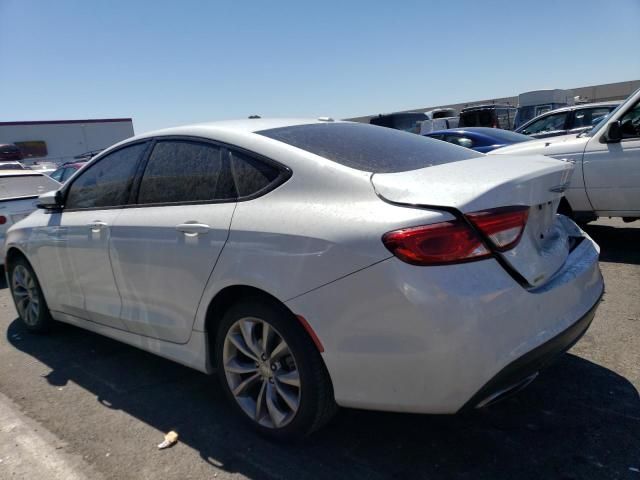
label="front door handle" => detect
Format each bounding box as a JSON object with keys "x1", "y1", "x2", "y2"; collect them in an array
[
  {"x1": 176, "y1": 222, "x2": 211, "y2": 236},
  {"x1": 88, "y1": 221, "x2": 108, "y2": 232}
]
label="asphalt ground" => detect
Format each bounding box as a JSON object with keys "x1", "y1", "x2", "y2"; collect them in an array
[{"x1": 0, "y1": 217, "x2": 638, "y2": 479}]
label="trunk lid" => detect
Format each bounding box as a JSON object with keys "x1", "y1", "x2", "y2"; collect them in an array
[{"x1": 371, "y1": 155, "x2": 575, "y2": 287}]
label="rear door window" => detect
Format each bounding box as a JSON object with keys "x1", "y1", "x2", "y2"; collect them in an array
[
  {"x1": 258, "y1": 122, "x2": 482, "y2": 173},
  {"x1": 137, "y1": 140, "x2": 235, "y2": 205},
  {"x1": 229, "y1": 150, "x2": 282, "y2": 198},
  {"x1": 65, "y1": 143, "x2": 147, "y2": 209}
]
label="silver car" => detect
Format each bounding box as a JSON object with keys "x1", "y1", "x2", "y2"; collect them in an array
[{"x1": 5, "y1": 119, "x2": 603, "y2": 438}]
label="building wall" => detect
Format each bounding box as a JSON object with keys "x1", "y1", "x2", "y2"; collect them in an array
[
  {"x1": 346, "y1": 79, "x2": 640, "y2": 123},
  {"x1": 0, "y1": 119, "x2": 134, "y2": 165}
]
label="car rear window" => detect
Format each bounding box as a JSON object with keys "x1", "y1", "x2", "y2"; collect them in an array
[{"x1": 257, "y1": 123, "x2": 482, "y2": 173}]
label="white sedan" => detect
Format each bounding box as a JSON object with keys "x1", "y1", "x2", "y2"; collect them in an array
[{"x1": 4, "y1": 119, "x2": 603, "y2": 438}]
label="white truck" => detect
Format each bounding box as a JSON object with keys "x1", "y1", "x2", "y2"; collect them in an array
[
  {"x1": 491, "y1": 88, "x2": 640, "y2": 224},
  {"x1": 0, "y1": 171, "x2": 61, "y2": 263},
  {"x1": 0, "y1": 118, "x2": 134, "y2": 167}
]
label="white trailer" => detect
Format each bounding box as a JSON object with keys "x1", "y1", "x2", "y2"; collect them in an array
[{"x1": 0, "y1": 118, "x2": 134, "y2": 166}]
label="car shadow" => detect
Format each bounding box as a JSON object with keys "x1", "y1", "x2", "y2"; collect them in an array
[
  {"x1": 6, "y1": 319, "x2": 640, "y2": 480},
  {"x1": 584, "y1": 222, "x2": 640, "y2": 265}
]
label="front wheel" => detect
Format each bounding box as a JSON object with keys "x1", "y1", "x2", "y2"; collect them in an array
[
  {"x1": 8, "y1": 256, "x2": 52, "y2": 333},
  {"x1": 215, "y1": 298, "x2": 336, "y2": 439}
]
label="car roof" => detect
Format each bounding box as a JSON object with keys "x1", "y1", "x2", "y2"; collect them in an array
[
  {"x1": 533, "y1": 101, "x2": 622, "y2": 115},
  {"x1": 0, "y1": 170, "x2": 42, "y2": 177},
  {"x1": 134, "y1": 118, "x2": 342, "y2": 140}
]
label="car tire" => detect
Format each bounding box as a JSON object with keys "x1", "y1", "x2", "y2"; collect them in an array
[
  {"x1": 215, "y1": 297, "x2": 336, "y2": 439},
  {"x1": 8, "y1": 256, "x2": 52, "y2": 333}
]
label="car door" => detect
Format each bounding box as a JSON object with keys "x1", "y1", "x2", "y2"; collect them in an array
[
  {"x1": 583, "y1": 98, "x2": 640, "y2": 213},
  {"x1": 109, "y1": 138, "x2": 238, "y2": 343},
  {"x1": 36, "y1": 142, "x2": 149, "y2": 328}
]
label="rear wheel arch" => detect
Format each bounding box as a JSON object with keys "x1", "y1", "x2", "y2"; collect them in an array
[
  {"x1": 5, "y1": 247, "x2": 28, "y2": 267},
  {"x1": 204, "y1": 285, "x2": 324, "y2": 365}
]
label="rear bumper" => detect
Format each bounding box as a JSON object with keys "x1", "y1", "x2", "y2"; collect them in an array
[
  {"x1": 287, "y1": 224, "x2": 604, "y2": 414},
  {"x1": 459, "y1": 288, "x2": 602, "y2": 412}
]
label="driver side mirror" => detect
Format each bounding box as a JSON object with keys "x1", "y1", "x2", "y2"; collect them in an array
[
  {"x1": 605, "y1": 120, "x2": 623, "y2": 143},
  {"x1": 37, "y1": 190, "x2": 63, "y2": 210}
]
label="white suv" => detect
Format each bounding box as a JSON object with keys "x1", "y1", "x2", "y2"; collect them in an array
[{"x1": 491, "y1": 88, "x2": 640, "y2": 223}]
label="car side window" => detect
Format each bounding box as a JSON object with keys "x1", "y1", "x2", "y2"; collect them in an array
[
  {"x1": 61, "y1": 167, "x2": 75, "y2": 182},
  {"x1": 229, "y1": 150, "x2": 281, "y2": 198},
  {"x1": 137, "y1": 140, "x2": 235, "y2": 204},
  {"x1": 443, "y1": 135, "x2": 474, "y2": 149},
  {"x1": 521, "y1": 112, "x2": 568, "y2": 135},
  {"x1": 65, "y1": 143, "x2": 146, "y2": 209},
  {"x1": 619, "y1": 100, "x2": 640, "y2": 139},
  {"x1": 573, "y1": 107, "x2": 614, "y2": 128},
  {"x1": 50, "y1": 168, "x2": 64, "y2": 182}
]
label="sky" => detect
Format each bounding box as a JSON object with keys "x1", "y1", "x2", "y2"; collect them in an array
[{"x1": 1, "y1": 0, "x2": 639, "y2": 134}]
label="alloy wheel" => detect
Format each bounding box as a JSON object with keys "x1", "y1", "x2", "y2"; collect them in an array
[
  {"x1": 12, "y1": 265, "x2": 40, "y2": 326},
  {"x1": 222, "y1": 317, "x2": 301, "y2": 428}
]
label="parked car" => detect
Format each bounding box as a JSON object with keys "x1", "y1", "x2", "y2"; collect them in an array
[
  {"x1": 458, "y1": 105, "x2": 517, "y2": 130},
  {"x1": 28, "y1": 162, "x2": 58, "y2": 176},
  {"x1": 0, "y1": 170, "x2": 61, "y2": 263},
  {"x1": 0, "y1": 161, "x2": 26, "y2": 170},
  {"x1": 49, "y1": 160, "x2": 87, "y2": 183},
  {"x1": 369, "y1": 112, "x2": 430, "y2": 132},
  {"x1": 424, "y1": 127, "x2": 532, "y2": 153},
  {"x1": 491, "y1": 89, "x2": 640, "y2": 223},
  {"x1": 0, "y1": 143, "x2": 24, "y2": 161},
  {"x1": 515, "y1": 102, "x2": 621, "y2": 139},
  {"x1": 371, "y1": 110, "x2": 459, "y2": 134},
  {"x1": 5, "y1": 119, "x2": 603, "y2": 438}
]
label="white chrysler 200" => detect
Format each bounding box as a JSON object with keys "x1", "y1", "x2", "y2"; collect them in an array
[{"x1": 4, "y1": 119, "x2": 604, "y2": 438}]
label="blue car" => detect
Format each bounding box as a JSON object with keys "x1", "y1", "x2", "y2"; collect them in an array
[{"x1": 424, "y1": 127, "x2": 532, "y2": 153}]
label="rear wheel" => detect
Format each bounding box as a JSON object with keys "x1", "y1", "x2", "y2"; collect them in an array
[
  {"x1": 215, "y1": 298, "x2": 336, "y2": 439},
  {"x1": 8, "y1": 256, "x2": 52, "y2": 333}
]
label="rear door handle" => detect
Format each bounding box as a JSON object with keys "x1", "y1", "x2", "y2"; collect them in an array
[
  {"x1": 175, "y1": 222, "x2": 211, "y2": 236},
  {"x1": 88, "y1": 221, "x2": 108, "y2": 232}
]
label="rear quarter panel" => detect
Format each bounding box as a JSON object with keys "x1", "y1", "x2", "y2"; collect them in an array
[{"x1": 191, "y1": 142, "x2": 453, "y2": 333}]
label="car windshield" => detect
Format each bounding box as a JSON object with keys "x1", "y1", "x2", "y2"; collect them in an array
[
  {"x1": 257, "y1": 122, "x2": 483, "y2": 173},
  {"x1": 582, "y1": 92, "x2": 637, "y2": 137}
]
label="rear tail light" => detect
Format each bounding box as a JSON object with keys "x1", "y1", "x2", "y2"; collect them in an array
[
  {"x1": 382, "y1": 220, "x2": 490, "y2": 266},
  {"x1": 466, "y1": 206, "x2": 529, "y2": 252},
  {"x1": 0, "y1": 216, "x2": 6, "y2": 225},
  {"x1": 382, "y1": 206, "x2": 529, "y2": 266}
]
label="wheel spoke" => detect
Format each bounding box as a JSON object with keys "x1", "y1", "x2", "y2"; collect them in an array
[
  {"x1": 26, "y1": 303, "x2": 34, "y2": 325},
  {"x1": 255, "y1": 380, "x2": 267, "y2": 421},
  {"x1": 262, "y1": 323, "x2": 274, "y2": 355},
  {"x1": 239, "y1": 319, "x2": 262, "y2": 358},
  {"x1": 269, "y1": 339, "x2": 290, "y2": 361},
  {"x1": 266, "y1": 382, "x2": 287, "y2": 427},
  {"x1": 232, "y1": 372, "x2": 261, "y2": 396},
  {"x1": 224, "y1": 357, "x2": 258, "y2": 375},
  {"x1": 228, "y1": 333, "x2": 259, "y2": 362},
  {"x1": 275, "y1": 381, "x2": 299, "y2": 412},
  {"x1": 275, "y1": 369, "x2": 300, "y2": 388}
]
